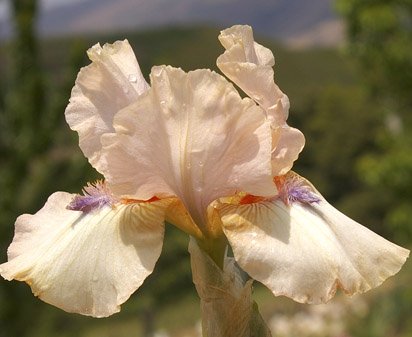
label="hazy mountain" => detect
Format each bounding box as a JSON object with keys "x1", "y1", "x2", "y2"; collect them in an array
[{"x1": 0, "y1": 0, "x2": 344, "y2": 47}]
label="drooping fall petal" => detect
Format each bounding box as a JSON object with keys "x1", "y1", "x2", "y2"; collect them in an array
[
  {"x1": 218, "y1": 175, "x2": 409, "y2": 304},
  {"x1": 0, "y1": 192, "x2": 169, "y2": 317},
  {"x1": 101, "y1": 66, "x2": 276, "y2": 229},
  {"x1": 65, "y1": 40, "x2": 149, "y2": 168},
  {"x1": 217, "y1": 25, "x2": 304, "y2": 176}
]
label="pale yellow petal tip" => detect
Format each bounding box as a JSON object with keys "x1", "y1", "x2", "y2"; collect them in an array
[
  {"x1": 87, "y1": 42, "x2": 102, "y2": 60},
  {"x1": 287, "y1": 227, "x2": 410, "y2": 305},
  {"x1": 219, "y1": 24, "x2": 252, "y2": 39},
  {"x1": 0, "y1": 266, "x2": 10, "y2": 281},
  {"x1": 150, "y1": 64, "x2": 182, "y2": 79},
  {"x1": 2, "y1": 266, "x2": 135, "y2": 317},
  {"x1": 273, "y1": 249, "x2": 410, "y2": 306},
  {"x1": 87, "y1": 39, "x2": 131, "y2": 61},
  {"x1": 0, "y1": 270, "x2": 119, "y2": 318},
  {"x1": 283, "y1": 231, "x2": 409, "y2": 305}
]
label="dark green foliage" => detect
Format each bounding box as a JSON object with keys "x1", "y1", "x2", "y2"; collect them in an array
[
  {"x1": 337, "y1": 0, "x2": 412, "y2": 109},
  {"x1": 338, "y1": 0, "x2": 412, "y2": 244},
  {"x1": 292, "y1": 85, "x2": 390, "y2": 234},
  {"x1": 337, "y1": 1, "x2": 412, "y2": 336},
  {"x1": 1, "y1": 1, "x2": 46, "y2": 336},
  {"x1": 0, "y1": 2, "x2": 97, "y2": 336}
]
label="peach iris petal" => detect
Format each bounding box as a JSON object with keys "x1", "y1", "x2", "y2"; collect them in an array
[
  {"x1": 217, "y1": 25, "x2": 305, "y2": 176},
  {"x1": 100, "y1": 66, "x2": 275, "y2": 229},
  {"x1": 65, "y1": 40, "x2": 149, "y2": 169}
]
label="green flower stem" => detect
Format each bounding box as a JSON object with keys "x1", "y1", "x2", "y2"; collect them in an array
[{"x1": 189, "y1": 237, "x2": 272, "y2": 337}]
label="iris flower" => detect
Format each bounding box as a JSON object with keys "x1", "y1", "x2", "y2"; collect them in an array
[{"x1": 0, "y1": 25, "x2": 409, "y2": 319}]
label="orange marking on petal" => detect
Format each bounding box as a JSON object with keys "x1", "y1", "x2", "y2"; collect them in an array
[
  {"x1": 274, "y1": 175, "x2": 286, "y2": 190},
  {"x1": 239, "y1": 194, "x2": 267, "y2": 205},
  {"x1": 121, "y1": 196, "x2": 160, "y2": 204}
]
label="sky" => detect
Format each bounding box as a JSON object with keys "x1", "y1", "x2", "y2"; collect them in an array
[
  {"x1": 0, "y1": 0, "x2": 87, "y2": 20},
  {"x1": 0, "y1": 0, "x2": 343, "y2": 48}
]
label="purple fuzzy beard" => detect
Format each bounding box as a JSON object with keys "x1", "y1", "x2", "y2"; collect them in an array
[
  {"x1": 287, "y1": 185, "x2": 322, "y2": 204},
  {"x1": 67, "y1": 180, "x2": 116, "y2": 212},
  {"x1": 276, "y1": 173, "x2": 321, "y2": 206}
]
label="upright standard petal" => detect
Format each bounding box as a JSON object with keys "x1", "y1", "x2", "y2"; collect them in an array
[
  {"x1": 219, "y1": 173, "x2": 409, "y2": 304},
  {"x1": 0, "y1": 192, "x2": 168, "y2": 317},
  {"x1": 101, "y1": 66, "x2": 275, "y2": 231},
  {"x1": 65, "y1": 40, "x2": 149, "y2": 168},
  {"x1": 217, "y1": 25, "x2": 286, "y2": 122},
  {"x1": 217, "y1": 25, "x2": 304, "y2": 176},
  {"x1": 271, "y1": 123, "x2": 305, "y2": 176}
]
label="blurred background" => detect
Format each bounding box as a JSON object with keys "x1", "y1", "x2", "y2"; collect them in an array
[{"x1": 0, "y1": 0, "x2": 411, "y2": 336}]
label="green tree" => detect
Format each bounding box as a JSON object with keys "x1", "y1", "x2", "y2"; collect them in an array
[
  {"x1": 338, "y1": 2, "x2": 412, "y2": 336},
  {"x1": 0, "y1": 1, "x2": 94, "y2": 336},
  {"x1": 0, "y1": 1, "x2": 45, "y2": 335},
  {"x1": 293, "y1": 85, "x2": 387, "y2": 229},
  {"x1": 338, "y1": 0, "x2": 412, "y2": 244},
  {"x1": 338, "y1": 0, "x2": 412, "y2": 109}
]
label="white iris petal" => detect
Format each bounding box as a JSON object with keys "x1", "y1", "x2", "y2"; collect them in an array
[
  {"x1": 0, "y1": 192, "x2": 169, "y2": 317},
  {"x1": 65, "y1": 39, "x2": 149, "y2": 169},
  {"x1": 218, "y1": 175, "x2": 409, "y2": 304}
]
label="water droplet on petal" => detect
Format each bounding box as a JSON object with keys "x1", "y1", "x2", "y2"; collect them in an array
[
  {"x1": 198, "y1": 161, "x2": 204, "y2": 167},
  {"x1": 195, "y1": 187, "x2": 203, "y2": 193},
  {"x1": 128, "y1": 73, "x2": 137, "y2": 83},
  {"x1": 186, "y1": 163, "x2": 192, "y2": 169}
]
